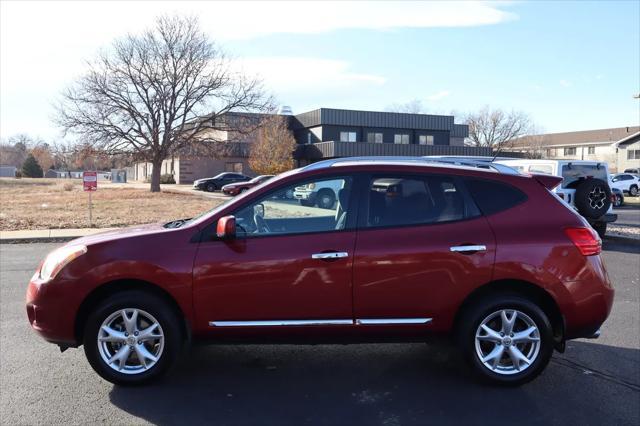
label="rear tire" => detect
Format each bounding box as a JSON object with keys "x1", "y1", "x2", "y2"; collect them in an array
[
  {"x1": 630, "y1": 185, "x2": 638, "y2": 197},
  {"x1": 83, "y1": 290, "x2": 182, "y2": 386},
  {"x1": 457, "y1": 294, "x2": 554, "y2": 386},
  {"x1": 316, "y1": 189, "x2": 336, "y2": 209},
  {"x1": 574, "y1": 178, "x2": 611, "y2": 219}
]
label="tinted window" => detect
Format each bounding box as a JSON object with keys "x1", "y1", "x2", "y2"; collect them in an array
[
  {"x1": 233, "y1": 177, "x2": 353, "y2": 237},
  {"x1": 465, "y1": 178, "x2": 527, "y2": 216},
  {"x1": 561, "y1": 164, "x2": 607, "y2": 188},
  {"x1": 364, "y1": 175, "x2": 468, "y2": 228}
]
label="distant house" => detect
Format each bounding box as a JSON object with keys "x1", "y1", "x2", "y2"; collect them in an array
[
  {"x1": 505, "y1": 126, "x2": 640, "y2": 172},
  {"x1": 0, "y1": 166, "x2": 17, "y2": 177}
]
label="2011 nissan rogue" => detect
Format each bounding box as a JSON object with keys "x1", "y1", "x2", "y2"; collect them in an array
[{"x1": 26, "y1": 158, "x2": 614, "y2": 386}]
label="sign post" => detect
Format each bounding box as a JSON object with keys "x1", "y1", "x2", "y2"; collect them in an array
[{"x1": 83, "y1": 171, "x2": 97, "y2": 227}]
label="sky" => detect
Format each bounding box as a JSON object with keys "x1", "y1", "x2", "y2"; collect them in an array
[{"x1": 1, "y1": 0, "x2": 639, "y2": 142}]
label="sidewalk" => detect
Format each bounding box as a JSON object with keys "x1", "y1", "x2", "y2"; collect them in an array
[{"x1": 0, "y1": 228, "x2": 116, "y2": 244}]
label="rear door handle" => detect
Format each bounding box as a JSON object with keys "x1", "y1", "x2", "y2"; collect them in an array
[
  {"x1": 312, "y1": 252, "x2": 349, "y2": 260},
  {"x1": 450, "y1": 245, "x2": 487, "y2": 253}
]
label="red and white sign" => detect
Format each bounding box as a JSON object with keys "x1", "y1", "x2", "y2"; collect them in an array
[{"x1": 83, "y1": 171, "x2": 97, "y2": 192}]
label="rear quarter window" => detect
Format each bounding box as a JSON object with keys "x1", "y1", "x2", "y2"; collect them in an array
[{"x1": 465, "y1": 178, "x2": 527, "y2": 216}]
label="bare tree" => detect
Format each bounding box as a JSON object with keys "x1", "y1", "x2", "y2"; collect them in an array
[
  {"x1": 56, "y1": 15, "x2": 272, "y2": 192},
  {"x1": 385, "y1": 99, "x2": 426, "y2": 114},
  {"x1": 248, "y1": 115, "x2": 296, "y2": 175},
  {"x1": 464, "y1": 106, "x2": 534, "y2": 150}
]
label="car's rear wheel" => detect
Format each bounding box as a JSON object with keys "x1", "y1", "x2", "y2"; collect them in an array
[
  {"x1": 83, "y1": 290, "x2": 182, "y2": 386},
  {"x1": 592, "y1": 222, "x2": 607, "y2": 238},
  {"x1": 630, "y1": 185, "x2": 638, "y2": 197},
  {"x1": 458, "y1": 295, "x2": 554, "y2": 386},
  {"x1": 574, "y1": 178, "x2": 611, "y2": 219}
]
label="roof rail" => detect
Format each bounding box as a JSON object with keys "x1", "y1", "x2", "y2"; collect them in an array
[{"x1": 301, "y1": 156, "x2": 520, "y2": 175}]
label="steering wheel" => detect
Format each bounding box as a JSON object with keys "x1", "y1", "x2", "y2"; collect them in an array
[{"x1": 254, "y1": 213, "x2": 271, "y2": 233}]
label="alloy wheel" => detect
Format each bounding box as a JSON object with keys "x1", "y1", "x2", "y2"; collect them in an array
[
  {"x1": 97, "y1": 308, "x2": 165, "y2": 375},
  {"x1": 474, "y1": 309, "x2": 541, "y2": 375}
]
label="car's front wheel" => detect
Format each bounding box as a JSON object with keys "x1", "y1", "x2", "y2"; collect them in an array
[
  {"x1": 83, "y1": 290, "x2": 182, "y2": 386},
  {"x1": 458, "y1": 295, "x2": 554, "y2": 386},
  {"x1": 206, "y1": 183, "x2": 217, "y2": 192}
]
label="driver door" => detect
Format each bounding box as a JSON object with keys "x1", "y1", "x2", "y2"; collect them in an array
[{"x1": 192, "y1": 176, "x2": 357, "y2": 329}]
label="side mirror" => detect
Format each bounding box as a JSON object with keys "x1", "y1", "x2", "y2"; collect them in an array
[{"x1": 216, "y1": 215, "x2": 236, "y2": 239}]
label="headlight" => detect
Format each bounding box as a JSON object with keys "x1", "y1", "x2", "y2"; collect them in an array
[{"x1": 39, "y1": 245, "x2": 87, "y2": 282}]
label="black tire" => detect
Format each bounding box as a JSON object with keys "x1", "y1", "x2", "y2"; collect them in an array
[
  {"x1": 83, "y1": 290, "x2": 182, "y2": 386},
  {"x1": 592, "y1": 222, "x2": 607, "y2": 239},
  {"x1": 574, "y1": 178, "x2": 611, "y2": 219},
  {"x1": 206, "y1": 183, "x2": 217, "y2": 192},
  {"x1": 316, "y1": 189, "x2": 336, "y2": 209},
  {"x1": 457, "y1": 294, "x2": 554, "y2": 386},
  {"x1": 614, "y1": 194, "x2": 623, "y2": 207},
  {"x1": 630, "y1": 185, "x2": 638, "y2": 197}
]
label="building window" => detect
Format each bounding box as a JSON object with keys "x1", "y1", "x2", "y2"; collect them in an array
[
  {"x1": 367, "y1": 132, "x2": 383, "y2": 143},
  {"x1": 394, "y1": 134, "x2": 410, "y2": 144},
  {"x1": 225, "y1": 162, "x2": 243, "y2": 173},
  {"x1": 339, "y1": 131, "x2": 357, "y2": 142},
  {"x1": 419, "y1": 135, "x2": 434, "y2": 145},
  {"x1": 564, "y1": 147, "x2": 577, "y2": 156},
  {"x1": 628, "y1": 149, "x2": 640, "y2": 160},
  {"x1": 588, "y1": 146, "x2": 595, "y2": 155}
]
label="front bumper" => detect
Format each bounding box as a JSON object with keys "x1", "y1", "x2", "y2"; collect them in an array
[
  {"x1": 293, "y1": 190, "x2": 314, "y2": 201},
  {"x1": 26, "y1": 276, "x2": 78, "y2": 346}
]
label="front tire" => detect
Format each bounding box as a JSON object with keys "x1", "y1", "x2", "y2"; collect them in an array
[
  {"x1": 83, "y1": 290, "x2": 182, "y2": 386},
  {"x1": 458, "y1": 295, "x2": 554, "y2": 386},
  {"x1": 206, "y1": 183, "x2": 217, "y2": 192}
]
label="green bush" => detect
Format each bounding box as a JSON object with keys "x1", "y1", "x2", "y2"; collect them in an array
[{"x1": 21, "y1": 154, "x2": 43, "y2": 178}]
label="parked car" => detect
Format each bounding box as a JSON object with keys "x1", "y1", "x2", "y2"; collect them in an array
[
  {"x1": 27, "y1": 157, "x2": 613, "y2": 387},
  {"x1": 610, "y1": 173, "x2": 639, "y2": 196},
  {"x1": 221, "y1": 175, "x2": 274, "y2": 196},
  {"x1": 193, "y1": 172, "x2": 250, "y2": 192},
  {"x1": 611, "y1": 187, "x2": 624, "y2": 207},
  {"x1": 293, "y1": 179, "x2": 344, "y2": 209},
  {"x1": 495, "y1": 159, "x2": 617, "y2": 238},
  {"x1": 623, "y1": 168, "x2": 639, "y2": 175}
]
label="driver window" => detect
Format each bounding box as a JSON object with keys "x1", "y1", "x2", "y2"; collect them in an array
[{"x1": 233, "y1": 177, "x2": 353, "y2": 237}]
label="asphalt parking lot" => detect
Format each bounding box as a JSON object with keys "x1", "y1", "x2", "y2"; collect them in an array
[{"x1": 1, "y1": 242, "x2": 638, "y2": 425}]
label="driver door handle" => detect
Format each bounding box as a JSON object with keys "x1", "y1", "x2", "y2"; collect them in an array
[
  {"x1": 450, "y1": 245, "x2": 487, "y2": 253},
  {"x1": 311, "y1": 252, "x2": 349, "y2": 260}
]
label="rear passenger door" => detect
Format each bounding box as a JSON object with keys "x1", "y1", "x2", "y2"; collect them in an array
[{"x1": 352, "y1": 173, "x2": 496, "y2": 329}]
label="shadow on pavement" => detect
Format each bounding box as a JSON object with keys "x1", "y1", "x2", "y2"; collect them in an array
[
  {"x1": 602, "y1": 240, "x2": 640, "y2": 254},
  {"x1": 109, "y1": 341, "x2": 639, "y2": 425}
]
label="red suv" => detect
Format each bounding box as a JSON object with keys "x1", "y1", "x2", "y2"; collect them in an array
[{"x1": 26, "y1": 158, "x2": 613, "y2": 386}]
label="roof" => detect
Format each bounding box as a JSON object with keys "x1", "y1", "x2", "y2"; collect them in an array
[
  {"x1": 615, "y1": 130, "x2": 640, "y2": 147},
  {"x1": 292, "y1": 108, "x2": 469, "y2": 137},
  {"x1": 508, "y1": 126, "x2": 640, "y2": 149}
]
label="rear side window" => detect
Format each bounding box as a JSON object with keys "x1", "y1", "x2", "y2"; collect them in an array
[
  {"x1": 363, "y1": 175, "x2": 472, "y2": 228},
  {"x1": 465, "y1": 178, "x2": 527, "y2": 216},
  {"x1": 561, "y1": 164, "x2": 607, "y2": 188}
]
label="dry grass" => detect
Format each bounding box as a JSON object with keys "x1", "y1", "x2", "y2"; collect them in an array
[{"x1": 0, "y1": 178, "x2": 222, "y2": 230}]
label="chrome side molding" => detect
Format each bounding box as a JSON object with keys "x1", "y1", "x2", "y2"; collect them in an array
[
  {"x1": 209, "y1": 318, "x2": 433, "y2": 327},
  {"x1": 209, "y1": 319, "x2": 353, "y2": 327},
  {"x1": 356, "y1": 318, "x2": 432, "y2": 325}
]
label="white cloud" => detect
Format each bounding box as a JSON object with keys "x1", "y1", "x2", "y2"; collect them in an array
[
  {"x1": 560, "y1": 80, "x2": 572, "y2": 87},
  {"x1": 427, "y1": 90, "x2": 451, "y2": 101}
]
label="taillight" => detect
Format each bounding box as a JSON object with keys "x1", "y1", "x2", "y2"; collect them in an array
[{"x1": 564, "y1": 227, "x2": 601, "y2": 256}]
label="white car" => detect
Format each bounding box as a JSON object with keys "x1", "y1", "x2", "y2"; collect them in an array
[
  {"x1": 494, "y1": 159, "x2": 617, "y2": 238},
  {"x1": 293, "y1": 179, "x2": 345, "y2": 209},
  {"x1": 610, "y1": 173, "x2": 639, "y2": 196}
]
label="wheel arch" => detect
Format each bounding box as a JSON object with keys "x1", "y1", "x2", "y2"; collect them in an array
[
  {"x1": 453, "y1": 279, "x2": 565, "y2": 349},
  {"x1": 74, "y1": 278, "x2": 190, "y2": 346}
]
